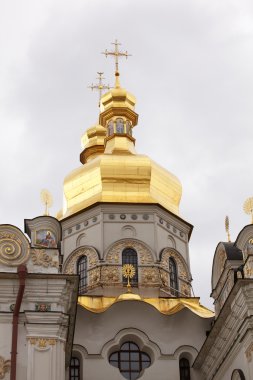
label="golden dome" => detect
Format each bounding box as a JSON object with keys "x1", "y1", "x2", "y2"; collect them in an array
[
  {"x1": 58, "y1": 79, "x2": 182, "y2": 220},
  {"x1": 60, "y1": 153, "x2": 181, "y2": 218},
  {"x1": 80, "y1": 124, "x2": 106, "y2": 164}
]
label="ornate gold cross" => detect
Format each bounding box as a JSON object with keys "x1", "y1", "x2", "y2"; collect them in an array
[
  {"x1": 122, "y1": 264, "x2": 136, "y2": 292},
  {"x1": 88, "y1": 72, "x2": 111, "y2": 106},
  {"x1": 102, "y1": 39, "x2": 131, "y2": 75}
]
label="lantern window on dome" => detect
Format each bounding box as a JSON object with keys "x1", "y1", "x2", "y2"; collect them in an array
[
  {"x1": 108, "y1": 120, "x2": 114, "y2": 136},
  {"x1": 116, "y1": 118, "x2": 124, "y2": 133},
  {"x1": 126, "y1": 120, "x2": 132, "y2": 135}
]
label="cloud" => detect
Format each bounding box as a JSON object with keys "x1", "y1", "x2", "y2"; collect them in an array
[{"x1": 0, "y1": 0, "x2": 252, "y2": 307}]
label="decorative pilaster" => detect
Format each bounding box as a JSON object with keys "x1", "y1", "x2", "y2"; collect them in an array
[{"x1": 25, "y1": 312, "x2": 68, "y2": 380}]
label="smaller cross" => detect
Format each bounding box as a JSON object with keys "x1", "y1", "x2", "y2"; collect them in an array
[
  {"x1": 102, "y1": 39, "x2": 131, "y2": 75},
  {"x1": 88, "y1": 72, "x2": 111, "y2": 106}
]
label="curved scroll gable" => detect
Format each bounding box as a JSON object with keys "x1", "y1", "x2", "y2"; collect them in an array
[
  {"x1": 63, "y1": 246, "x2": 100, "y2": 274},
  {"x1": 211, "y1": 243, "x2": 227, "y2": 291},
  {"x1": 235, "y1": 224, "x2": 253, "y2": 252},
  {"x1": 105, "y1": 239, "x2": 155, "y2": 265},
  {"x1": 211, "y1": 242, "x2": 243, "y2": 292},
  {"x1": 0, "y1": 224, "x2": 30, "y2": 267},
  {"x1": 160, "y1": 248, "x2": 191, "y2": 282}
]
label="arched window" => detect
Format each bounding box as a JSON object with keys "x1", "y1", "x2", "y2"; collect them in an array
[
  {"x1": 116, "y1": 118, "x2": 124, "y2": 133},
  {"x1": 108, "y1": 121, "x2": 114, "y2": 136},
  {"x1": 122, "y1": 248, "x2": 138, "y2": 284},
  {"x1": 69, "y1": 357, "x2": 80, "y2": 380},
  {"x1": 126, "y1": 120, "x2": 132, "y2": 135},
  {"x1": 109, "y1": 341, "x2": 151, "y2": 380},
  {"x1": 231, "y1": 369, "x2": 246, "y2": 380},
  {"x1": 77, "y1": 256, "x2": 87, "y2": 294},
  {"x1": 169, "y1": 257, "x2": 179, "y2": 296},
  {"x1": 179, "y1": 358, "x2": 191, "y2": 380}
]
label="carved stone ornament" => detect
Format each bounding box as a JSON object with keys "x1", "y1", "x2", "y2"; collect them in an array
[
  {"x1": 181, "y1": 283, "x2": 191, "y2": 297},
  {"x1": 219, "y1": 249, "x2": 227, "y2": 274},
  {"x1": 63, "y1": 247, "x2": 99, "y2": 274},
  {"x1": 28, "y1": 337, "x2": 56, "y2": 349},
  {"x1": 244, "y1": 261, "x2": 253, "y2": 277},
  {"x1": 141, "y1": 268, "x2": 159, "y2": 284},
  {"x1": 35, "y1": 303, "x2": 51, "y2": 312},
  {"x1": 105, "y1": 239, "x2": 154, "y2": 265},
  {"x1": 101, "y1": 266, "x2": 120, "y2": 284},
  {"x1": 0, "y1": 225, "x2": 30, "y2": 266},
  {"x1": 31, "y1": 249, "x2": 58, "y2": 268},
  {"x1": 0, "y1": 356, "x2": 11, "y2": 379},
  {"x1": 160, "y1": 269, "x2": 169, "y2": 287},
  {"x1": 89, "y1": 267, "x2": 100, "y2": 287},
  {"x1": 245, "y1": 241, "x2": 253, "y2": 258},
  {"x1": 160, "y1": 248, "x2": 190, "y2": 282},
  {"x1": 245, "y1": 342, "x2": 253, "y2": 362}
]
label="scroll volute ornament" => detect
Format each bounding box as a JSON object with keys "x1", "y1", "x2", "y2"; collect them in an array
[{"x1": 0, "y1": 225, "x2": 30, "y2": 266}]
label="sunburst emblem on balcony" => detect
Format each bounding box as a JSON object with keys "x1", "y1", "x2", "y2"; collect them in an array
[{"x1": 122, "y1": 264, "x2": 136, "y2": 292}]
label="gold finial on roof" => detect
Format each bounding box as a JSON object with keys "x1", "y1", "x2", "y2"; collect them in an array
[
  {"x1": 243, "y1": 197, "x2": 253, "y2": 224},
  {"x1": 102, "y1": 39, "x2": 131, "y2": 88},
  {"x1": 40, "y1": 189, "x2": 53, "y2": 216},
  {"x1": 225, "y1": 215, "x2": 231, "y2": 242},
  {"x1": 122, "y1": 264, "x2": 136, "y2": 293},
  {"x1": 88, "y1": 72, "x2": 111, "y2": 107}
]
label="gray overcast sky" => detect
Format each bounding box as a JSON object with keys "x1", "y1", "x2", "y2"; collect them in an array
[{"x1": 0, "y1": 0, "x2": 252, "y2": 308}]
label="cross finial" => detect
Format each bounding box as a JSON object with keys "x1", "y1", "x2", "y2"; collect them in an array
[
  {"x1": 102, "y1": 39, "x2": 131, "y2": 87},
  {"x1": 88, "y1": 72, "x2": 111, "y2": 107}
]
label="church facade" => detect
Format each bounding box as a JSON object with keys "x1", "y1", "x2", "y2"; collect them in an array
[{"x1": 0, "y1": 44, "x2": 253, "y2": 380}]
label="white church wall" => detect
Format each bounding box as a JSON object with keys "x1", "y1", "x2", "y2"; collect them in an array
[
  {"x1": 73, "y1": 301, "x2": 211, "y2": 380},
  {"x1": 61, "y1": 204, "x2": 191, "y2": 264},
  {"x1": 212, "y1": 345, "x2": 250, "y2": 380}
]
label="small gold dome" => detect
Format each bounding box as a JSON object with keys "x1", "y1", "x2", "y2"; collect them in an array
[
  {"x1": 99, "y1": 86, "x2": 138, "y2": 128},
  {"x1": 117, "y1": 292, "x2": 142, "y2": 301},
  {"x1": 80, "y1": 124, "x2": 106, "y2": 164}
]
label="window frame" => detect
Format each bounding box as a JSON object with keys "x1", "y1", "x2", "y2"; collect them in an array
[
  {"x1": 109, "y1": 341, "x2": 151, "y2": 380},
  {"x1": 122, "y1": 248, "x2": 138, "y2": 285},
  {"x1": 69, "y1": 356, "x2": 81, "y2": 380},
  {"x1": 179, "y1": 357, "x2": 191, "y2": 380},
  {"x1": 169, "y1": 257, "x2": 179, "y2": 296},
  {"x1": 77, "y1": 255, "x2": 88, "y2": 294},
  {"x1": 116, "y1": 118, "x2": 125, "y2": 134}
]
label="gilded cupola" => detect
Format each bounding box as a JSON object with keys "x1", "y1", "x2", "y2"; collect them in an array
[{"x1": 57, "y1": 41, "x2": 182, "y2": 220}]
